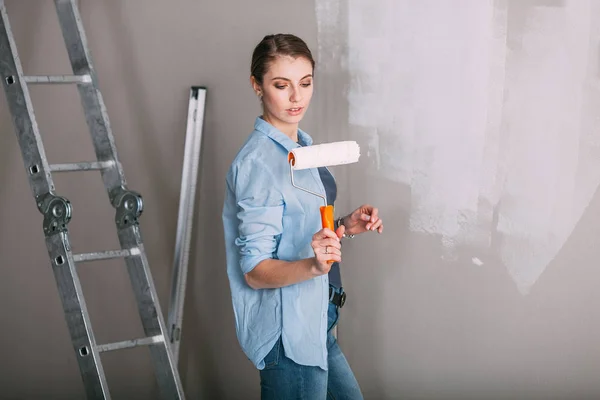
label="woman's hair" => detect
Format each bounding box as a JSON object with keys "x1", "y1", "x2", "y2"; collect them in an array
[{"x1": 251, "y1": 34, "x2": 315, "y2": 85}]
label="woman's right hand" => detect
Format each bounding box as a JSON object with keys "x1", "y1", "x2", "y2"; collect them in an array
[{"x1": 311, "y1": 226, "x2": 344, "y2": 275}]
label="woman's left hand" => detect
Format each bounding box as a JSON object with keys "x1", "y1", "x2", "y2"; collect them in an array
[{"x1": 343, "y1": 204, "x2": 383, "y2": 236}]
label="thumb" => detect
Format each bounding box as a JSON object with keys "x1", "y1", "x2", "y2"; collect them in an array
[{"x1": 335, "y1": 224, "x2": 345, "y2": 240}]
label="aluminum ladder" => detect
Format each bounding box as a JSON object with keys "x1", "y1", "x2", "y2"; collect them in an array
[{"x1": 0, "y1": 1, "x2": 185, "y2": 398}]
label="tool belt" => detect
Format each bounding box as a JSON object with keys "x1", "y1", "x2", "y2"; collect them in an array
[{"x1": 329, "y1": 286, "x2": 346, "y2": 308}]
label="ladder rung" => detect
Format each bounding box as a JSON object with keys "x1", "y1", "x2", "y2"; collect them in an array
[
  {"x1": 23, "y1": 74, "x2": 92, "y2": 84},
  {"x1": 50, "y1": 161, "x2": 114, "y2": 172},
  {"x1": 73, "y1": 248, "x2": 141, "y2": 263},
  {"x1": 97, "y1": 335, "x2": 164, "y2": 353}
]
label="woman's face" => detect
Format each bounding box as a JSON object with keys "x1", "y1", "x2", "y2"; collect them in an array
[{"x1": 252, "y1": 55, "x2": 314, "y2": 134}]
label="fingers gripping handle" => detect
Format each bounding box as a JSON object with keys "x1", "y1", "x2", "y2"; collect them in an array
[{"x1": 320, "y1": 205, "x2": 335, "y2": 264}]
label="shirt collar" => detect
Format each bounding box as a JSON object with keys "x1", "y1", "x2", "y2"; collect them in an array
[{"x1": 254, "y1": 116, "x2": 314, "y2": 152}]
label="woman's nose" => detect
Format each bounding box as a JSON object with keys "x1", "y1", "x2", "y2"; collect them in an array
[{"x1": 290, "y1": 87, "x2": 302, "y2": 103}]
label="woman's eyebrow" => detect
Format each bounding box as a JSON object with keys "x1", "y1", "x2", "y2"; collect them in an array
[{"x1": 270, "y1": 74, "x2": 313, "y2": 81}]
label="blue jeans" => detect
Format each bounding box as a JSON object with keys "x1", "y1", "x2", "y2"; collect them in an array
[{"x1": 259, "y1": 293, "x2": 364, "y2": 399}]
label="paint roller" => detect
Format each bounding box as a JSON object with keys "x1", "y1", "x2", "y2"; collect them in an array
[{"x1": 288, "y1": 141, "x2": 361, "y2": 262}]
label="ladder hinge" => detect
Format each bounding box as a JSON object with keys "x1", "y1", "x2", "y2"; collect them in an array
[
  {"x1": 110, "y1": 187, "x2": 143, "y2": 229},
  {"x1": 36, "y1": 193, "x2": 72, "y2": 237}
]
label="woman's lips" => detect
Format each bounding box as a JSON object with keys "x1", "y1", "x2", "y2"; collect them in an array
[{"x1": 287, "y1": 107, "x2": 303, "y2": 116}]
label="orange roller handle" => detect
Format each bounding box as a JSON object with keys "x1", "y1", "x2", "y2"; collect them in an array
[
  {"x1": 320, "y1": 205, "x2": 335, "y2": 264},
  {"x1": 320, "y1": 205, "x2": 334, "y2": 231}
]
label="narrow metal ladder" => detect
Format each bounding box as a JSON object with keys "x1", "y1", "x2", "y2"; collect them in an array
[
  {"x1": 0, "y1": 1, "x2": 185, "y2": 399},
  {"x1": 168, "y1": 86, "x2": 206, "y2": 364}
]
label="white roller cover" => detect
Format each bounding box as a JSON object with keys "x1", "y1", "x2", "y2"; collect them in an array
[{"x1": 289, "y1": 141, "x2": 361, "y2": 170}]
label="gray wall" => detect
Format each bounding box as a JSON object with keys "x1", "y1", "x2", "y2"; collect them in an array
[
  {"x1": 3, "y1": 1, "x2": 600, "y2": 400},
  {"x1": 0, "y1": 1, "x2": 316, "y2": 399}
]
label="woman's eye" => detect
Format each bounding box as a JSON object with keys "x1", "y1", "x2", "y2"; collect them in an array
[
  {"x1": 301, "y1": 82, "x2": 312, "y2": 87},
  {"x1": 275, "y1": 85, "x2": 287, "y2": 89}
]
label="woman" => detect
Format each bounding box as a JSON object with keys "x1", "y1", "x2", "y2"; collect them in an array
[{"x1": 222, "y1": 33, "x2": 383, "y2": 399}]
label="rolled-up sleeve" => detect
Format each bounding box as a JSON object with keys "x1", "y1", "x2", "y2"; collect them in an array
[{"x1": 232, "y1": 158, "x2": 284, "y2": 274}]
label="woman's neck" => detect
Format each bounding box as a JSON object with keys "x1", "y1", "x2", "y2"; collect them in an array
[{"x1": 262, "y1": 114, "x2": 298, "y2": 142}]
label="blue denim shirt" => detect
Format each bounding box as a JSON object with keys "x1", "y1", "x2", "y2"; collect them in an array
[{"x1": 222, "y1": 117, "x2": 330, "y2": 370}]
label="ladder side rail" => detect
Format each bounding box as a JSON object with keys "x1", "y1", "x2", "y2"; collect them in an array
[
  {"x1": 167, "y1": 87, "x2": 207, "y2": 363},
  {"x1": 119, "y1": 226, "x2": 186, "y2": 399},
  {"x1": 54, "y1": 0, "x2": 126, "y2": 197}
]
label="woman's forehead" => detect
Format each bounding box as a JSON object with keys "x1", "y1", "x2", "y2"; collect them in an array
[{"x1": 265, "y1": 56, "x2": 313, "y2": 80}]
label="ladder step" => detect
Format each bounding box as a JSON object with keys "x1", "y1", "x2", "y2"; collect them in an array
[
  {"x1": 23, "y1": 74, "x2": 92, "y2": 84},
  {"x1": 97, "y1": 335, "x2": 164, "y2": 353},
  {"x1": 50, "y1": 161, "x2": 114, "y2": 172},
  {"x1": 73, "y1": 248, "x2": 140, "y2": 263}
]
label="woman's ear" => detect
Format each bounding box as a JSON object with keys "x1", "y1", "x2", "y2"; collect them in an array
[{"x1": 250, "y1": 76, "x2": 262, "y2": 97}]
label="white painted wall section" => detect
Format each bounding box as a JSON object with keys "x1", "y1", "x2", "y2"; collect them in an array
[{"x1": 316, "y1": 0, "x2": 600, "y2": 294}]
